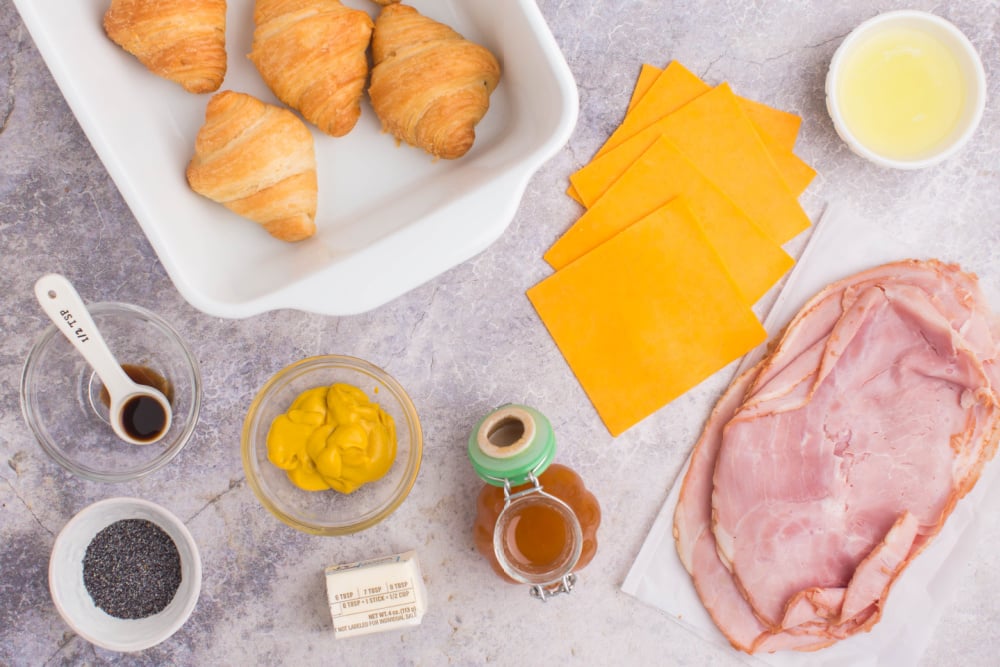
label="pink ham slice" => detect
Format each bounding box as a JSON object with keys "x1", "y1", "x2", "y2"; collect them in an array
[
  {"x1": 838, "y1": 511, "x2": 919, "y2": 624},
  {"x1": 674, "y1": 260, "x2": 1000, "y2": 653}
]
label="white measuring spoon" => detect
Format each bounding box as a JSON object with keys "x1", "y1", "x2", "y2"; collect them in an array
[{"x1": 34, "y1": 274, "x2": 173, "y2": 445}]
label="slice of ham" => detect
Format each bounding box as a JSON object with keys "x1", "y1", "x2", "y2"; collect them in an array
[
  {"x1": 674, "y1": 260, "x2": 1000, "y2": 653},
  {"x1": 838, "y1": 511, "x2": 919, "y2": 624}
]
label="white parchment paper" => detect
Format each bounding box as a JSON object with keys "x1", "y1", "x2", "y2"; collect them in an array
[{"x1": 621, "y1": 201, "x2": 1000, "y2": 666}]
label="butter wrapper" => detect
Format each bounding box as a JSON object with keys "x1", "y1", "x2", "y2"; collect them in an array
[{"x1": 324, "y1": 550, "x2": 427, "y2": 639}]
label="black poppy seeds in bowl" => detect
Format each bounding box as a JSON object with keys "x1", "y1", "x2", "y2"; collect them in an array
[{"x1": 82, "y1": 518, "x2": 182, "y2": 619}]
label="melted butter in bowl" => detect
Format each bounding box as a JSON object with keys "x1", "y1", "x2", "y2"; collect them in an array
[{"x1": 826, "y1": 10, "x2": 986, "y2": 169}]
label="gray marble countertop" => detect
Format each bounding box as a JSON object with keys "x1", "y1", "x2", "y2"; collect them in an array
[{"x1": 2, "y1": 0, "x2": 999, "y2": 665}]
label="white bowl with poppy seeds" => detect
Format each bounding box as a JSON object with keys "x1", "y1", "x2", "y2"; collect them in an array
[{"x1": 49, "y1": 497, "x2": 202, "y2": 652}]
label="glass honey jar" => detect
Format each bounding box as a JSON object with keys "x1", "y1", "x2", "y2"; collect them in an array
[{"x1": 468, "y1": 404, "x2": 600, "y2": 600}]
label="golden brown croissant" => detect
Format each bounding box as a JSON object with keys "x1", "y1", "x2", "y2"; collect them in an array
[
  {"x1": 103, "y1": 0, "x2": 227, "y2": 94},
  {"x1": 186, "y1": 91, "x2": 318, "y2": 242},
  {"x1": 369, "y1": 3, "x2": 501, "y2": 159},
  {"x1": 249, "y1": 0, "x2": 374, "y2": 137}
]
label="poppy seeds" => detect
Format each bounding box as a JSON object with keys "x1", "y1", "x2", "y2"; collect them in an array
[{"x1": 82, "y1": 518, "x2": 182, "y2": 619}]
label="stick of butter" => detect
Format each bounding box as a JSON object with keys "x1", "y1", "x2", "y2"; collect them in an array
[{"x1": 324, "y1": 550, "x2": 427, "y2": 639}]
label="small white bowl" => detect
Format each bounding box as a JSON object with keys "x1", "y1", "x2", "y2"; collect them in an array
[
  {"x1": 826, "y1": 10, "x2": 986, "y2": 169},
  {"x1": 49, "y1": 498, "x2": 202, "y2": 652}
]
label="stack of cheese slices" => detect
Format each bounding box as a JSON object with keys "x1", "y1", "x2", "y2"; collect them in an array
[{"x1": 529, "y1": 61, "x2": 815, "y2": 436}]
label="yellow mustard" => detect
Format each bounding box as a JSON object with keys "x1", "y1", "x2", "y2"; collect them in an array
[{"x1": 266, "y1": 383, "x2": 397, "y2": 493}]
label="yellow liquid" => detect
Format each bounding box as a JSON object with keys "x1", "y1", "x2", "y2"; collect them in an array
[{"x1": 837, "y1": 26, "x2": 967, "y2": 160}]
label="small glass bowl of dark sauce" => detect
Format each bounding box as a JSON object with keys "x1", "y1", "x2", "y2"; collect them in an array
[{"x1": 21, "y1": 302, "x2": 201, "y2": 482}]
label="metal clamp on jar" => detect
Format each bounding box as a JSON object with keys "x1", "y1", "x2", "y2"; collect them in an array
[{"x1": 468, "y1": 405, "x2": 600, "y2": 601}]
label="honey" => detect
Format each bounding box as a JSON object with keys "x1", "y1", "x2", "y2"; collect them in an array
[
  {"x1": 468, "y1": 404, "x2": 601, "y2": 597},
  {"x1": 504, "y1": 501, "x2": 567, "y2": 567},
  {"x1": 473, "y1": 464, "x2": 600, "y2": 584}
]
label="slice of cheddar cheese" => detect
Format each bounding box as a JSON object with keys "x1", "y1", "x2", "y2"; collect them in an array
[
  {"x1": 567, "y1": 63, "x2": 813, "y2": 204},
  {"x1": 593, "y1": 62, "x2": 811, "y2": 194},
  {"x1": 596, "y1": 61, "x2": 708, "y2": 158},
  {"x1": 567, "y1": 62, "x2": 667, "y2": 205},
  {"x1": 527, "y1": 199, "x2": 767, "y2": 436},
  {"x1": 760, "y1": 134, "x2": 817, "y2": 196},
  {"x1": 738, "y1": 98, "x2": 816, "y2": 192},
  {"x1": 628, "y1": 63, "x2": 662, "y2": 112},
  {"x1": 546, "y1": 136, "x2": 793, "y2": 305},
  {"x1": 569, "y1": 84, "x2": 811, "y2": 245},
  {"x1": 739, "y1": 96, "x2": 802, "y2": 150}
]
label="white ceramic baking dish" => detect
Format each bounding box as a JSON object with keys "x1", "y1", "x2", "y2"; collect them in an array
[{"x1": 13, "y1": 0, "x2": 578, "y2": 317}]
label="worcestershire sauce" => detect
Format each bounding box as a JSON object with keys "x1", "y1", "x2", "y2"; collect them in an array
[
  {"x1": 120, "y1": 395, "x2": 168, "y2": 442},
  {"x1": 99, "y1": 364, "x2": 173, "y2": 441}
]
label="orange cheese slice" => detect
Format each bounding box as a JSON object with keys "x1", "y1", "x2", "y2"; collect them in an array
[
  {"x1": 569, "y1": 84, "x2": 811, "y2": 245},
  {"x1": 596, "y1": 61, "x2": 708, "y2": 158},
  {"x1": 739, "y1": 96, "x2": 802, "y2": 150},
  {"x1": 567, "y1": 64, "x2": 813, "y2": 204},
  {"x1": 628, "y1": 63, "x2": 662, "y2": 112},
  {"x1": 527, "y1": 199, "x2": 767, "y2": 436},
  {"x1": 546, "y1": 137, "x2": 793, "y2": 305},
  {"x1": 594, "y1": 62, "x2": 810, "y2": 192},
  {"x1": 761, "y1": 132, "x2": 816, "y2": 197},
  {"x1": 738, "y1": 97, "x2": 815, "y2": 193},
  {"x1": 567, "y1": 63, "x2": 668, "y2": 206}
]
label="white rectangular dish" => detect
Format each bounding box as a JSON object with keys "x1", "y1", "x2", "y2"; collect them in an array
[{"x1": 13, "y1": 0, "x2": 578, "y2": 317}]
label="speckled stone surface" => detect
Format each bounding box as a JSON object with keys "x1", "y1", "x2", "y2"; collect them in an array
[{"x1": 2, "y1": 0, "x2": 999, "y2": 665}]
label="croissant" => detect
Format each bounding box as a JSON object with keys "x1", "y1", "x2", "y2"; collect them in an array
[
  {"x1": 249, "y1": 0, "x2": 374, "y2": 137},
  {"x1": 103, "y1": 0, "x2": 227, "y2": 94},
  {"x1": 186, "y1": 91, "x2": 318, "y2": 242},
  {"x1": 368, "y1": 3, "x2": 501, "y2": 159}
]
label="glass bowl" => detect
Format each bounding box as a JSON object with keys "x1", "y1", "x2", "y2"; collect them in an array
[
  {"x1": 21, "y1": 302, "x2": 202, "y2": 482},
  {"x1": 242, "y1": 355, "x2": 422, "y2": 536},
  {"x1": 49, "y1": 497, "x2": 202, "y2": 652}
]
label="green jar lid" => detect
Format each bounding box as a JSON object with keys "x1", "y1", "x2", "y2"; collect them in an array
[{"x1": 468, "y1": 404, "x2": 556, "y2": 487}]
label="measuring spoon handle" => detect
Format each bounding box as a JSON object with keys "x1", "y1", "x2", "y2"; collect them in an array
[{"x1": 34, "y1": 274, "x2": 136, "y2": 399}]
